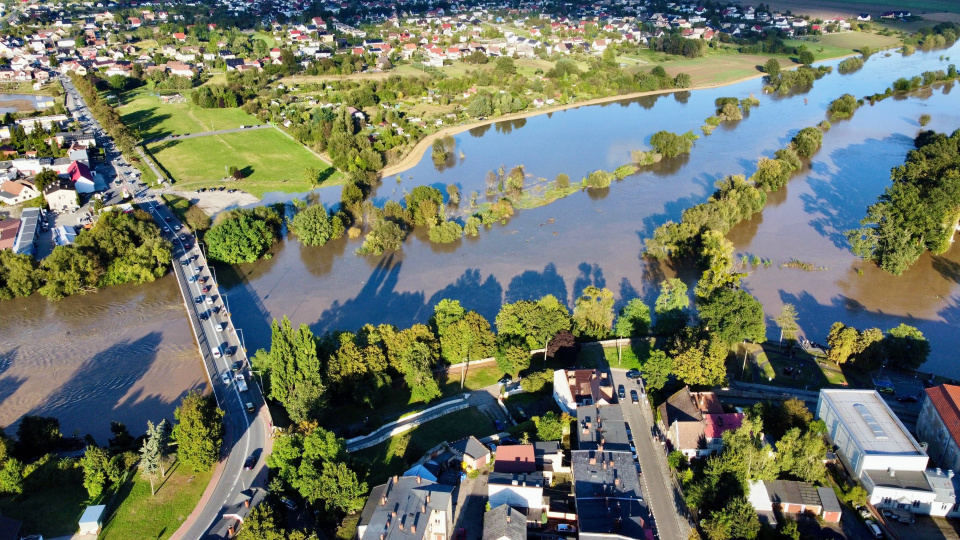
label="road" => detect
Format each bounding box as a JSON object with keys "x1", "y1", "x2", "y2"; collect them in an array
[
  {"x1": 610, "y1": 368, "x2": 688, "y2": 540},
  {"x1": 144, "y1": 124, "x2": 270, "y2": 144},
  {"x1": 60, "y1": 74, "x2": 273, "y2": 539}
]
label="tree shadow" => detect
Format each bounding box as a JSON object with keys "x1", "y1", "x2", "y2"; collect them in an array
[
  {"x1": 931, "y1": 255, "x2": 960, "y2": 283},
  {"x1": 503, "y1": 263, "x2": 568, "y2": 305},
  {"x1": 572, "y1": 262, "x2": 606, "y2": 297},
  {"x1": 426, "y1": 268, "x2": 504, "y2": 323}
]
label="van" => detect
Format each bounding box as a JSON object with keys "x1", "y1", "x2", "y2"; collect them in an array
[{"x1": 865, "y1": 519, "x2": 883, "y2": 538}]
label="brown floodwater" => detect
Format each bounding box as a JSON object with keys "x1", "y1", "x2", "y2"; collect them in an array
[
  {"x1": 222, "y1": 43, "x2": 960, "y2": 376},
  {"x1": 0, "y1": 275, "x2": 205, "y2": 442}
]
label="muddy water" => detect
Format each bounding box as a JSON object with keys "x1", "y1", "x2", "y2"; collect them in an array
[
  {"x1": 0, "y1": 276, "x2": 205, "y2": 441},
  {"x1": 224, "y1": 43, "x2": 960, "y2": 376}
]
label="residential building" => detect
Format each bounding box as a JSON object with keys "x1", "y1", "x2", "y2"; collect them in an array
[
  {"x1": 553, "y1": 368, "x2": 614, "y2": 416},
  {"x1": 449, "y1": 436, "x2": 489, "y2": 471},
  {"x1": 0, "y1": 179, "x2": 39, "y2": 205},
  {"x1": 487, "y1": 471, "x2": 544, "y2": 512},
  {"x1": 534, "y1": 441, "x2": 567, "y2": 483},
  {"x1": 0, "y1": 218, "x2": 20, "y2": 250},
  {"x1": 747, "y1": 479, "x2": 841, "y2": 524},
  {"x1": 356, "y1": 475, "x2": 454, "y2": 540},
  {"x1": 482, "y1": 504, "x2": 526, "y2": 540},
  {"x1": 14, "y1": 208, "x2": 40, "y2": 256},
  {"x1": 817, "y1": 389, "x2": 960, "y2": 516},
  {"x1": 66, "y1": 160, "x2": 95, "y2": 193},
  {"x1": 494, "y1": 444, "x2": 536, "y2": 474},
  {"x1": 44, "y1": 179, "x2": 79, "y2": 212},
  {"x1": 658, "y1": 386, "x2": 743, "y2": 459},
  {"x1": 916, "y1": 384, "x2": 960, "y2": 473}
]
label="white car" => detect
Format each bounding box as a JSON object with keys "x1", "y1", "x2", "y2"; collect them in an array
[
  {"x1": 206, "y1": 296, "x2": 214, "y2": 305},
  {"x1": 213, "y1": 348, "x2": 222, "y2": 359},
  {"x1": 221, "y1": 373, "x2": 230, "y2": 386}
]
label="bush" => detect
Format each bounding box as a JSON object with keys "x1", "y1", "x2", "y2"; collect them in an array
[
  {"x1": 584, "y1": 170, "x2": 613, "y2": 189},
  {"x1": 791, "y1": 127, "x2": 824, "y2": 158},
  {"x1": 289, "y1": 204, "x2": 345, "y2": 247},
  {"x1": 428, "y1": 220, "x2": 464, "y2": 243},
  {"x1": 827, "y1": 94, "x2": 859, "y2": 119},
  {"x1": 649, "y1": 130, "x2": 697, "y2": 158},
  {"x1": 521, "y1": 370, "x2": 552, "y2": 393},
  {"x1": 206, "y1": 211, "x2": 278, "y2": 264},
  {"x1": 837, "y1": 56, "x2": 865, "y2": 74},
  {"x1": 919, "y1": 113, "x2": 932, "y2": 126},
  {"x1": 357, "y1": 219, "x2": 406, "y2": 255}
]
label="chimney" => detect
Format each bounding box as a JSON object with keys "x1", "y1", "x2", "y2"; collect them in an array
[
  {"x1": 610, "y1": 460, "x2": 615, "y2": 467},
  {"x1": 417, "y1": 475, "x2": 422, "y2": 484},
  {"x1": 615, "y1": 477, "x2": 621, "y2": 487},
  {"x1": 399, "y1": 522, "x2": 404, "y2": 531},
  {"x1": 589, "y1": 456, "x2": 596, "y2": 465},
  {"x1": 950, "y1": 470, "x2": 956, "y2": 479},
  {"x1": 411, "y1": 525, "x2": 416, "y2": 534},
  {"x1": 426, "y1": 494, "x2": 430, "y2": 503},
  {"x1": 422, "y1": 504, "x2": 426, "y2": 513},
  {"x1": 889, "y1": 467, "x2": 896, "y2": 477},
  {"x1": 381, "y1": 496, "x2": 387, "y2": 506},
  {"x1": 393, "y1": 475, "x2": 399, "y2": 483},
  {"x1": 392, "y1": 511, "x2": 397, "y2": 518},
  {"x1": 506, "y1": 515, "x2": 511, "y2": 523}
]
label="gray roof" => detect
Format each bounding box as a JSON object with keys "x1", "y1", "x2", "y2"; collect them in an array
[
  {"x1": 577, "y1": 404, "x2": 631, "y2": 452},
  {"x1": 817, "y1": 487, "x2": 843, "y2": 514},
  {"x1": 16, "y1": 207, "x2": 40, "y2": 253},
  {"x1": 534, "y1": 441, "x2": 560, "y2": 455},
  {"x1": 576, "y1": 497, "x2": 650, "y2": 539},
  {"x1": 358, "y1": 476, "x2": 454, "y2": 540},
  {"x1": 488, "y1": 471, "x2": 544, "y2": 488},
  {"x1": 44, "y1": 178, "x2": 75, "y2": 194},
  {"x1": 450, "y1": 436, "x2": 489, "y2": 461},
  {"x1": 864, "y1": 469, "x2": 932, "y2": 492},
  {"x1": 764, "y1": 480, "x2": 822, "y2": 508},
  {"x1": 482, "y1": 505, "x2": 526, "y2": 540}
]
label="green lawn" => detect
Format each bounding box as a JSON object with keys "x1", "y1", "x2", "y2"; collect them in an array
[
  {"x1": 352, "y1": 408, "x2": 496, "y2": 487},
  {"x1": 731, "y1": 343, "x2": 847, "y2": 390},
  {"x1": 784, "y1": 32, "x2": 902, "y2": 60},
  {"x1": 99, "y1": 460, "x2": 213, "y2": 540},
  {"x1": 146, "y1": 128, "x2": 340, "y2": 198},
  {"x1": 119, "y1": 88, "x2": 260, "y2": 141},
  {"x1": 0, "y1": 474, "x2": 88, "y2": 537}
]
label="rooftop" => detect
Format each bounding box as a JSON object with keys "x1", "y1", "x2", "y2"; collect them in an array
[
  {"x1": 864, "y1": 468, "x2": 931, "y2": 492},
  {"x1": 358, "y1": 476, "x2": 454, "y2": 540},
  {"x1": 821, "y1": 389, "x2": 924, "y2": 456},
  {"x1": 925, "y1": 385, "x2": 960, "y2": 448},
  {"x1": 488, "y1": 471, "x2": 544, "y2": 489},
  {"x1": 494, "y1": 444, "x2": 536, "y2": 474},
  {"x1": 764, "y1": 480, "x2": 822, "y2": 508},
  {"x1": 482, "y1": 505, "x2": 526, "y2": 540},
  {"x1": 577, "y1": 403, "x2": 631, "y2": 452},
  {"x1": 0, "y1": 218, "x2": 20, "y2": 250},
  {"x1": 449, "y1": 436, "x2": 489, "y2": 461}
]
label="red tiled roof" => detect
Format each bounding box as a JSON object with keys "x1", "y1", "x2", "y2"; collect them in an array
[
  {"x1": 493, "y1": 444, "x2": 536, "y2": 474},
  {"x1": 0, "y1": 218, "x2": 20, "y2": 250},
  {"x1": 926, "y1": 385, "x2": 960, "y2": 447},
  {"x1": 703, "y1": 413, "x2": 744, "y2": 439}
]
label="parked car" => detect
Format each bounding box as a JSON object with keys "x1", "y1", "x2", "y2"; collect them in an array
[
  {"x1": 281, "y1": 498, "x2": 297, "y2": 510},
  {"x1": 213, "y1": 348, "x2": 222, "y2": 359},
  {"x1": 630, "y1": 390, "x2": 639, "y2": 404},
  {"x1": 864, "y1": 519, "x2": 882, "y2": 538},
  {"x1": 626, "y1": 369, "x2": 641, "y2": 379},
  {"x1": 500, "y1": 437, "x2": 519, "y2": 445},
  {"x1": 493, "y1": 419, "x2": 504, "y2": 432},
  {"x1": 618, "y1": 384, "x2": 626, "y2": 399},
  {"x1": 206, "y1": 296, "x2": 214, "y2": 305},
  {"x1": 232, "y1": 360, "x2": 243, "y2": 371},
  {"x1": 878, "y1": 386, "x2": 895, "y2": 395},
  {"x1": 498, "y1": 375, "x2": 512, "y2": 386},
  {"x1": 897, "y1": 395, "x2": 918, "y2": 403},
  {"x1": 194, "y1": 296, "x2": 202, "y2": 304},
  {"x1": 221, "y1": 372, "x2": 231, "y2": 386}
]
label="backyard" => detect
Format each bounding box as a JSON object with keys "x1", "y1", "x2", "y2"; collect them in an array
[
  {"x1": 0, "y1": 473, "x2": 88, "y2": 537},
  {"x1": 731, "y1": 342, "x2": 851, "y2": 389},
  {"x1": 145, "y1": 128, "x2": 340, "y2": 198},
  {"x1": 351, "y1": 408, "x2": 496, "y2": 487}
]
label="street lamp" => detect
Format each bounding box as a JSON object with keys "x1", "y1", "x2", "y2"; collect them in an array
[
  {"x1": 222, "y1": 293, "x2": 231, "y2": 317},
  {"x1": 209, "y1": 265, "x2": 218, "y2": 287},
  {"x1": 236, "y1": 327, "x2": 247, "y2": 355},
  {"x1": 197, "y1": 240, "x2": 207, "y2": 259}
]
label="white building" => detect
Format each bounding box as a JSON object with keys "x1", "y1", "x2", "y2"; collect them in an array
[
  {"x1": 487, "y1": 472, "x2": 544, "y2": 511},
  {"x1": 817, "y1": 389, "x2": 960, "y2": 517}
]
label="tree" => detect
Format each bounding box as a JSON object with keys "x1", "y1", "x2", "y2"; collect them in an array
[
  {"x1": 357, "y1": 218, "x2": 405, "y2": 255},
  {"x1": 656, "y1": 278, "x2": 690, "y2": 313},
  {"x1": 572, "y1": 286, "x2": 615, "y2": 339},
  {"x1": 16, "y1": 415, "x2": 61, "y2": 459},
  {"x1": 798, "y1": 49, "x2": 815, "y2": 65},
  {"x1": 34, "y1": 169, "x2": 58, "y2": 192},
  {"x1": 698, "y1": 288, "x2": 766, "y2": 345},
  {"x1": 763, "y1": 58, "x2": 781, "y2": 77},
  {"x1": 884, "y1": 323, "x2": 930, "y2": 370},
  {"x1": 444, "y1": 312, "x2": 496, "y2": 388},
  {"x1": 82, "y1": 446, "x2": 117, "y2": 498},
  {"x1": 317, "y1": 461, "x2": 368, "y2": 513},
  {"x1": 704, "y1": 497, "x2": 761, "y2": 540},
  {"x1": 0, "y1": 249, "x2": 40, "y2": 300},
  {"x1": 827, "y1": 322, "x2": 859, "y2": 364},
  {"x1": 289, "y1": 204, "x2": 344, "y2": 247},
  {"x1": 642, "y1": 349, "x2": 673, "y2": 391},
  {"x1": 495, "y1": 295, "x2": 571, "y2": 358},
  {"x1": 206, "y1": 212, "x2": 277, "y2": 263},
  {"x1": 139, "y1": 422, "x2": 162, "y2": 496},
  {"x1": 258, "y1": 317, "x2": 326, "y2": 422},
  {"x1": 650, "y1": 130, "x2": 696, "y2": 158},
  {"x1": 495, "y1": 334, "x2": 531, "y2": 376},
  {"x1": 671, "y1": 329, "x2": 727, "y2": 386},
  {"x1": 521, "y1": 370, "x2": 552, "y2": 393},
  {"x1": 402, "y1": 342, "x2": 442, "y2": 404},
  {"x1": 791, "y1": 126, "x2": 823, "y2": 158},
  {"x1": 0, "y1": 458, "x2": 24, "y2": 495},
  {"x1": 613, "y1": 299, "x2": 652, "y2": 362},
  {"x1": 237, "y1": 504, "x2": 287, "y2": 540},
  {"x1": 172, "y1": 390, "x2": 224, "y2": 472},
  {"x1": 776, "y1": 426, "x2": 828, "y2": 484},
  {"x1": 774, "y1": 304, "x2": 799, "y2": 346},
  {"x1": 533, "y1": 411, "x2": 566, "y2": 441}
]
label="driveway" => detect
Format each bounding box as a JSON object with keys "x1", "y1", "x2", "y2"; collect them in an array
[{"x1": 453, "y1": 469, "x2": 489, "y2": 540}]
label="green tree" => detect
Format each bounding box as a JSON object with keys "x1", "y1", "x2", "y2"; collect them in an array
[
  {"x1": 495, "y1": 334, "x2": 531, "y2": 376},
  {"x1": 656, "y1": 278, "x2": 690, "y2": 313},
  {"x1": 798, "y1": 49, "x2": 815, "y2": 65},
  {"x1": 0, "y1": 458, "x2": 24, "y2": 495},
  {"x1": 572, "y1": 286, "x2": 615, "y2": 339},
  {"x1": 521, "y1": 370, "x2": 552, "y2": 393},
  {"x1": 357, "y1": 218, "x2": 405, "y2": 255},
  {"x1": 317, "y1": 460, "x2": 368, "y2": 513},
  {"x1": 237, "y1": 504, "x2": 287, "y2": 540},
  {"x1": 139, "y1": 421, "x2": 162, "y2": 496},
  {"x1": 533, "y1": 411, "x2": 566, "y2": 441},
  {"x1": 172, "y1": 390, "x2": 224, "y2": 472},
  {"x1": 884, "y1": 323, "x2": 930, "y2": 370},
  {"x1": 791, "y1": 127, "x2": 824, "y2": 158},
  {"x1": 81, "y1": 446, "x2": 117, "y2": 498},
  {"x1": 445, "y1": 312, "x2": 496, "y2": 387},
  {"x1": 642, "y1": 349, "x2": 673, "y2": 391},
  {"x1": 495, "y1": 295, "x2": 571, "y2": 354},
  {"x1": 16, "y1": 416, "x2": 61, "y2": 459},
  {"x1": 774, "y1": 304, "x2": 799, "y2": 345},
  {"x1": 258, "y1": 317, "x2": 326, "y2": 422},
  {"x1": 206, "y1": 212, "x2": 277, "y2": 263},
  {"x1": 38, "y1": 245, "x2": 101, "y2": 300},
  {"x1": 697, "y1": 288, "x2": 766, "y2": 345},
  {"x1": 827, "y1": 322, "x2": 859, "y2": 364},
  {"x1": 0, "y1": 249, "x2": 40, "y2": 300},
  {"x1": 33, "y1": 168, "x2": 58, "y2": 191},
  {"x1": 776, "y1": 426, "x2": 828, "y2": 484},
  {"x1": 289, "y1": 204, "x2": 344, "y2": 247},
  {"x1": 763, "y1": 58, "x2": 781, "y2": 77},
  {"x1": 650, "y1": 130, "x2": 697, "y2": 158},
  {"x1": 613, "y1": 299, "x2": 650, "y2": 364},
  {"x1": 402, "y1": 342, "x2": 442, "y2": 404},
  {"x1": 671, "y1": 329, "x2": 727, "y2": 386}
]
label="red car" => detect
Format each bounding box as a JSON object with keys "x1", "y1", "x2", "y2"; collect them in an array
[{"x1": 202, "y1": 285, "x2": 211, "y2": 293}]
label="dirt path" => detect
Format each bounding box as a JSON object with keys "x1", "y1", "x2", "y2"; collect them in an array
[{"x1": 165, "y1": 188, "x2": 259, "y2": 216}]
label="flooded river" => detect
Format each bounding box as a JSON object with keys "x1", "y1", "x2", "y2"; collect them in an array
[
  {"x1": 224, "y1": 42, "x2": 960, "y2": 376},
  {"x1": 2, "y1": 44, "x2": 959, "y2": 438},
  {"x1": 0, "y1": 276, "x2": 205, "y2": 441}
]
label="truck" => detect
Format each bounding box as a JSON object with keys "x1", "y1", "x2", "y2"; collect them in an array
[{"x1": 235, "y1": 374, "x2": 248, "y2": 392}]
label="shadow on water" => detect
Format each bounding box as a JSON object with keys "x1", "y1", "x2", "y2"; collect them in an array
[
  {"x1": 426, "y1": 269, "x2": 504, "y2": 323},
  {"x1": 573, "y1": 263, "x2": 606, "y2": 297},
  {"x1": 503, "y1": 263, "x2": 567, "y2": 305},
  {"x1": 9, "y1": 332, "x2": 190, "y2": 440},
  {"x1": 800, "y1": 135, "x2": 914, "y2": 249}
]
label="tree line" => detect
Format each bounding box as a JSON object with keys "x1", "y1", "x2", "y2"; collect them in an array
[
  {"x1": 848, "y1": 129, "x2": 960, "y2": 275},
  {"x1": 0, "y1": 210, "x2": 171, "y2": 301}
]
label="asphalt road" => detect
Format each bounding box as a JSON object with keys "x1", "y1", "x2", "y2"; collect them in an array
[
  {"x1": 60, "y1": 73, "x2": 272, "y2": 538},
  {"x1": 610, "y1": 368, "x2": 688, "y2": 540},
  {"x1": 145, "y1": 124, "x2": 270, "y2": 144}
]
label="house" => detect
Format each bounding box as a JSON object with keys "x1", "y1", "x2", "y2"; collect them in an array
[
  {"x1": 747, "y1": 480, "x2": 841, "y2": 524},
  {"x1": 857, "y1": 13, "x2": 871, "y2": 21},
  {"x1": 356, "y1": 475, "x2": 454, "y2": 540},
  {"x1": 14, "y1": 208, "x2": 40, "y2": 255},
  {"x1": 79, "y1": 505, "x2": 106, "y2": 535},
  {"x1": 487, "y1": 471, "x2": 544, "y2": 513},
  {"x1": 0, "y1": 179, "x2": 40, "y2": 205},
  {"x1": 917, "y1": 384, "x2": 960, "y2": 473},
  {"x1": 658, "y1": 386, "x2": 743, "y2": 459},
  {"x1": 817, "y1": 389, "x2": 960, "y2": 517},
  {"x1": 67, "y1": 160, "x2": 95, "y2": 193},
  {"x1": 0, "y1": 218, "x2": 20, "y2": 250},
  {"x1": 577, "y1": 402, "x2": 632, "y2": 452},
  {"x1": 534, "y1": 441, "x2": 567, "y2": 483},
  {"x1": 403, "y1": 461, "x2": 440, "y2": 483},
  {"x1": 449, "y1": 436, "x2": 489, "y2": 471},
  {"x1": 553, "y1": 369, "x2": 614, "y2": 416},
  {"x1": 572, "y1": 404, "x2": 653, "y2": 540},
  {"x1": 494, "y1": 444, "x2": 536, "y2": 474},
  {"x1": 44, "y1": 178, "x2": 79, "y2": 213},
  {"x1": 482, "y1": 505, "x2": 526, "y2": 540}
]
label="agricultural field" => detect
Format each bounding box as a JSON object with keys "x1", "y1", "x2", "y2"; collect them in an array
[
  {"x1": 118, "y1": 88, "x2": 260, "y2": 141},
  {"x1": 146, "y1": 128, "x2": 339, "y2": 197},
  {"x1": 767, "y1": 0, "x2": 959, "y2": 17}
]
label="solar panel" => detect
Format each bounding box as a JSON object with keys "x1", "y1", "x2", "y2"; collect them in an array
[{"x1": 854, "y1": 403, "x2": 888, "y2": 439}]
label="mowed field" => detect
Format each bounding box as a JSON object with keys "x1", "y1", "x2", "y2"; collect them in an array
[
  {"x1": 146, "y1": 128, "x2": 340, "y2": 197},
  {"x1": 765, "y1": 0, "x2": 959, "y2": 16},
  {"x1": 118, "y1": 88, "x2": 260, "y2": 141}
]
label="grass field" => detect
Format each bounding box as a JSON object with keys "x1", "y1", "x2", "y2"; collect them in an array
[
  {"x1": 0, "y1": 476, "x2": 88, "y2": 537},
  {"x1": 352, "y1": 408, "x2": 496, "y2": 487},
  {"x1": 767, "y1": 0, "x2": 959, "y2": 16},
  {"x1": 100, "y1": 461, "x2": 213, "y2": 540},
  {"x1": 119, "y1": 88, "x2": 260, "y2": 141},
  {"x1": 146, "y1": 128, "x2": 340, "y2": 197}
]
